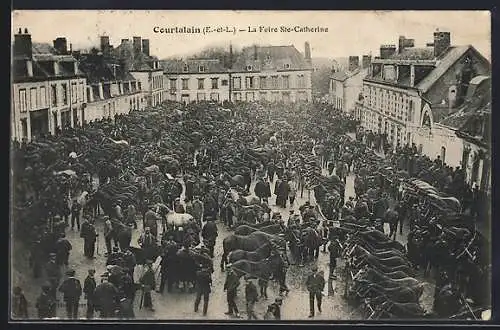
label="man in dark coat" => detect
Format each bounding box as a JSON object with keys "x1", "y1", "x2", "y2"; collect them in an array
[
  {"x1": 159, "y1": 236, "x2": 177, "y2": 294},
  {"x1": 201, "y1": 220, "x2": 218, "y2": 258},
  {"x1": 70, "y1": 201, "x2": 82, "y2": 231},
  {"x1": 123, "y1": 248, "x2": 137, "y2": 279},
  {"x1": 45, "y1": 253, "x2": 61, "y2": 299},
  {"x1": 244, "y1": 276, "x2": 259, "y2": 320},
  {"x1": 194, "y1": 266, "x2": 212, "y2": 316},
  {"x1": 306, "y1": 265, "x2": 325, "y2": 318},
  {"x1": 94, "y1": 275, "x2": 119, "y2": 318},
  {"x1": 118, "y1": 297, "x2": 135, "y2": 319},
  {"x1": 265, "y1": 297, "x2": 282, "y2": 320},
  {"x1": 36, "y1": 285, "x2": 56, "y2": 319},
  {"x1": 83, "y1": 269, "x2": 97, "y2": 319},
  {"x1": 328, "y1": 240, "x2": 341, "y2": 277},
  {"x1": 223, "y1": 266, "x2": 240, "y2": 318},
  {"x1": 80, "y1": 217, "x2": 98, "y2": 258},
  {"x1": 58, "y1": 269, "x2": 82, "y2": 319},
  {"x1": 117, "y1": 223, "x2": 133, "y2": 251},
  {"x1": 139, "y1": 260, "x2": 156, "y2": 311},
  {"x1": 55, "y1": 233, "x2": 72, "y2": 266},
  {"x1": 254, "y1": 178, "x2": 268, "y2": 202},
  {"x1": 12, "y1": 286, "x2": 29, "y2": 319}
]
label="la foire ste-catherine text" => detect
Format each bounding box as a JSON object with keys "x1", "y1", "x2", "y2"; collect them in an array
[{"x1": 153, "y1": 25, "x2": 329, "y2": 35}]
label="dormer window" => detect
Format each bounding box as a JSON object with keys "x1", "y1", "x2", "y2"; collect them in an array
[
  {"x1": 284, "y1": 63, "x2": 291, "y2": 69},
  {"x1": 199, "y1": 65, "x2": 205, "y2": 73},
  {"x1": 266, "y1": 55, "x2": 271, "y2": 62},
  {"x1": 246, "y1": 65, "x2": 253, "y2": 71},
  {"x1": 183, "y1": 64, "x2": 189, "y2": 73}
]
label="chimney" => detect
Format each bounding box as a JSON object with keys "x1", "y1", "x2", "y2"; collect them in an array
[
  {"x1": 69, "y1": 43, "x2": 73, "y2": 53},
  {"x1": 53, "y1": 37, "x2": 68, "y2": 55},
  {"x1": 133, "y1": 36, "x2": 142, "y2": 56},
  {"x1": 100, "y1": 36, "x2": 110, "y2": 53},
  {"x1": 253, "y1": 45, "x2": 258, "y2": 60},
  {"x1": 380, "y1": 45, "x2": 397, "y2": 59},
  {"x1": 426, "y1": 42, "x2": 434, "y2": 47},
  {"x1": 398, "y1": 36, "x2": 415, "y2": 53},
  {"x1": 228, "y1": 43, "x2": 233, "y2": 69},
  {"x1": 26, "y1": 60, "x2": 33, "y2": 77},
  {"x1": 141, "y1": 39, "x2": 150, "y2": 56},
  {"x1": 348, "y1": 56, "x2": 359, "y2": 71},
  {"x1": 362, "y1": 55, "x2": 371, "y2": 69},
  {"x1": 121, "y1": 39, "x2": 129, "y2": 45},
  {"x1": 14, "y1": 28, "x2": 33, "y2": 59},
  {"x1": 304, "y1": 42, "x2": 311, "y2": 61},
  {"x1": 433, "y1": 30, "x2": 451, "y2": 58},
  {"x1": 73, "y1": 61, "x2": 78, "y2": 75}
]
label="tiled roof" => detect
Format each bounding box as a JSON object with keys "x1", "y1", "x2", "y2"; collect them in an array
[
  {"x1": 331, "y1": 71, "x2": 349, "y2": 81},
  {"x1": 390, "y1": 47, "x2": 435, "y2": 61},
  {"x1": 416, "y1": 46, "x2": 470, "y2": 92},
  {"x1": 162, "y1": 59, "x2": 227, "y2": 74},
  {"x1": 331, "y1": 68, "x2": 367, "y2": 82},
  {"x1": 232, "y1": 45, "x2": 311, "y2": 72}
]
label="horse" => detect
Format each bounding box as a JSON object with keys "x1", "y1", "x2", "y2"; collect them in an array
[{"x1": 228, "y1": 243, "x2": 276, "y2": 264}]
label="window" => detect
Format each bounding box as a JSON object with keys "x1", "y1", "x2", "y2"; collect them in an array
[
  {"x1": 245, "y1": 77, "x2": 254, "y2": 89},
  {"x1": 211, "y1": 78, "x2": 219, "y2": 89},
  {"x1": 138, "y1": 82, "x2": 142, "y2": 90},
  {"x1": 183, "y1": 65, "x2": 189, "y2": 73},
  {"x1": 62, "y1": 84, "x2": 68, "y2": 105},
  {"x1": 80, "y1": 82, "x2": 85, "y2": 102},
  {"x1": 271, "y1": 76, "x2": 279, "y2": 89},
  {"x1": 282, "y1": 75, "x2": 290, "y2": 89},
  {"x1": 72, "y1": 83, "x2": 77, "y2": 103},
  {"x1": 197, "y1": 93, "x2": 205, "y2": 101},
  {"x1": 19, "y1": 89, "x2": 27, "y2": 113},
  {"x1": 199, "y1": 65, "x2": 205, "y2": 73},
  {"x1": 221, "y1": 79, "x2": 228, "y2": 86},
  {"x1": 232, "y1": 77, "x2": 241, "y2": 90},
  {"x1": 30, "y1": 87, "x2": 37, "y2": 110},
  {"x1": 297, "y1": 74, "x2": 305, "y2": 88},
  {"x1": 284, "y1": 63, "x2": 290, "y2": 69},
  {"x1": 170, "y1": 79, "x2": 177, "y2": 90},
  {"x1": 40, "y1": 86, "x2": 46, "y2": 107},
  {"x1": 198, "y1": 78, "x2": 205, "y2": 90},
  {"x1": 260, "y1": 76, "x2": 267, "y2": 89},
  {"x1": 210, "y1": 93, "x2": 219, "y2": 101},
  {"x1": 246, "y1": 65, "x2": 253, "y2": 71}
]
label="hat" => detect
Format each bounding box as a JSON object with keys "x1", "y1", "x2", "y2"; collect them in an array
[
  {"x1": 66, "y1": 269, "x2": 76, "y2": 276},
  {"x1": 178, "y1": 227, "x2": 184, "y2": 231},
  {"x1": 88, "y1": 269, "x2": 96, "y2": 274}
]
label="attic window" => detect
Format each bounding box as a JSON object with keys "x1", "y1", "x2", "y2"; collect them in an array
[
  {"x1": 246, "y1": 65, "x2": 253, "y2": 71},
  {"x1": 284, "y1": 63, "x2": 291, "y2": 69},
  {"x1": 199, "y1": 65, "x2": 205, "y2": 73},
  {"x1": 183, "y1": 65, "x2": 189, "y2": 73},
  {"x1": 266, "y1": 55, "x2": 271, "y2": 62}
]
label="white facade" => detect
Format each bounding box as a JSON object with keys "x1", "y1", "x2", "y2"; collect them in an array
[
  {"x1": 231, "y1": 69, "x2": 312, "y2": 103},
  {"x1": 329, "y1": 69, "x2": 367, "y2": 113},
  {"x1": 413, "y1": 123, "x2": 464, "y2": 168},
  {"x1": 130, "y1": 69, "x2": 165, "y2": 107},
  {"x1": 165, "y1": 72, "x2": 230, "y2": 103}
]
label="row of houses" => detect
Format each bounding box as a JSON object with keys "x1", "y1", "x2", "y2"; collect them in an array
[
  {"x1": 11, "y1": 29, "x2": 313, "y2": 142},
  {"x1": 332, "y1": 31, "x2": 491, "y2": 194}
]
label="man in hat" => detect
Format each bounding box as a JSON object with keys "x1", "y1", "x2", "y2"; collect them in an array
[
  {"x1": 191, "y1": 195, "x2": 204, "y2": 225},
  {"x1": 83, "y1": 269, "x2": 97, "y2": 319},
  {"x1": 70, "y1": 200, "x2": 82, "y2": 231},
  {"x1": 159, "y1": 236, "x2": 177, "y2": 294},
  {"x1": 45, "y1": 253, "x2": 60, "y2": 300},
  {"x1": 244, "y1": 276, "x2": 259, "y2": 320},
  {"x1": 202, "y1": 220, "x2": 218, "y2": 258},
  {"x1": 122, "y1": 248, "x2": 137, "y2": 279},
  {"x1": 223, "y1": 265, "x2": 240, "y2": 318},
  {"x1": 138, "y1": 227, "x2": 157, "y2": 262},
  {"x1": 58, "y1": 269, "x2": 82, "y2": 319},
  {"x1": 117, "y1": 222, "x2": 133, "y2": 251},
  {"x1": 299, "y1": 201, "x2": 311, "y2": 216},
  {"x1": 139, "y1": 260, "x2": 156, "y2": 311},
  {"x1": 306, "y1": 265, "x2": 325, "y2": 317},
  {"x1": 36, "y1": 284, "x2": 56, "y2": 319},
  {"x1": 103, "y1": 216, "x2": 115, "y2": 256},
  {"x1": 80, "y1": 217, "x2": 98, "y2": 258},
  {"x1": 94, "y1": 274, "x2": 119, "y2": 318},
  {"x1": 12, "y1": 286, "x2": 28, "y2": 319},
  {"x1": 55, "y1": 233, "x2": 72, "y2": 266},
  {"x1": 125, "y1": 203, "x2": 138, "y2": 229},
  {"x1": 194, "y1": 265, "x2": 212, "y2": 316}
]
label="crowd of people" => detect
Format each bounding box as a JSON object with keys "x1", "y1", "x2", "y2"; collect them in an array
[{"x1": 11, "y1": 98, "x2": 489, "y2": 320}]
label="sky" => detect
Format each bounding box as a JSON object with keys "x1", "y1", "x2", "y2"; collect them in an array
[{"x1": 11, "y1": 10, "x2": 491, "y2": 60}]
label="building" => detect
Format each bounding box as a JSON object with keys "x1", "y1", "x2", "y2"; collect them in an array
[
  {"x1": 114, "y1": 37, "x2": 165, "y2": 107},
  {"x1": 77, "y1": 51, "x2": 145, "y2": 122},
  {"x1": 11, "y1": 28, "x2": 87, "y2": 141},
  {"x1": 162, "y1": 59, "x2": 230, "y2": 103},
  {"x1": 329, "y1": 55, "x2": 371, "y2": 113},
  {"x1": 356, "y1": 31, "x2": 491, "y2": 152},
  {"x1": 230, "y1": 43, "x2": 313, "y2": 102}
]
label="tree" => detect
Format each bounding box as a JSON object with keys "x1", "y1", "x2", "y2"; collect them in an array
[{"x1": 312, "y1": 66, "x2": 334, "y2": 98}]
